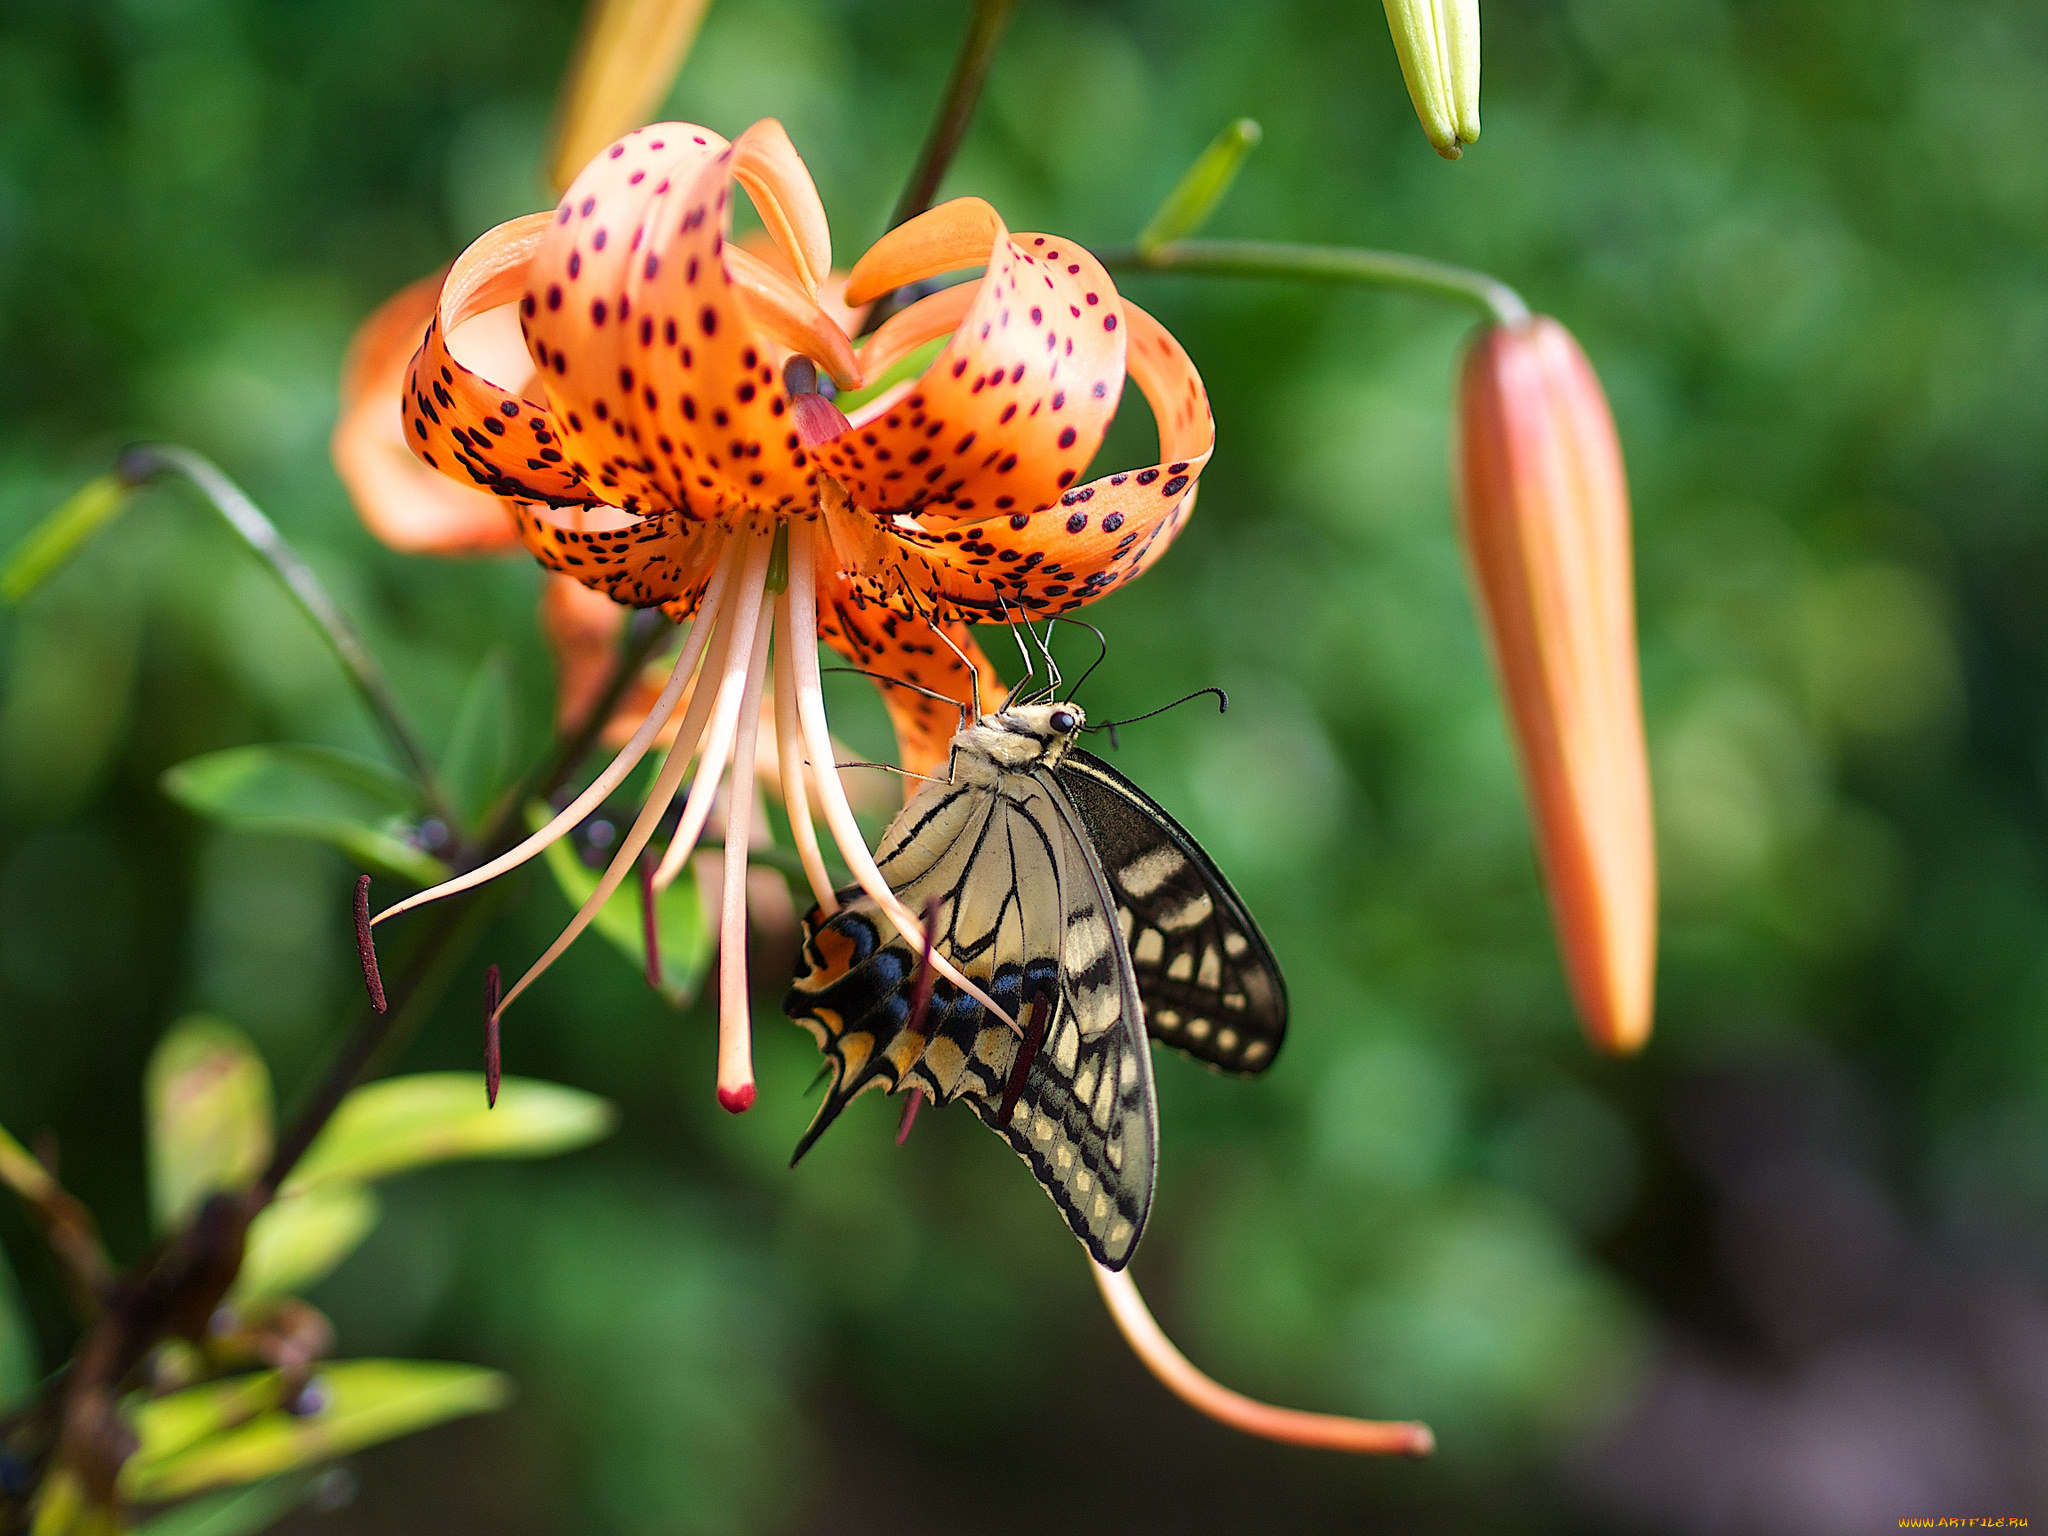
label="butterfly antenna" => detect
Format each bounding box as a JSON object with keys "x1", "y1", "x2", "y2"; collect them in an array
[
  {"x1": 1047, "y1": 614, "x2": 1110, "y2": 703},
  {"x1": 1032, "y1": 619, "x2": 1063, "y2": 699},
  {"x1": 1089, "y1": 687, "x2": 1230, "y2": 734}
]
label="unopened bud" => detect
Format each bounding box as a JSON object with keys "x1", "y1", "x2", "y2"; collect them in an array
[
  {"x1": 1382, "y1": 0, "x2": 1480, "y2": 160},
  {"x1": 1456, "y1": 317, "x2": 1655, "y2": 1053}
]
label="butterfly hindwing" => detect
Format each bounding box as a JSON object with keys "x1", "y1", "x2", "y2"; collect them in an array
[
  {"x1": 783, "y1": 767, "x2": 1158, "y2": 1268},
  {"x1": 1052, "y1": 749, "x2": 1288, "y2": 1075}
]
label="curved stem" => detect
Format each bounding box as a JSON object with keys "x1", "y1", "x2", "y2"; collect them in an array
[
  {"x1": 118, "y1": 444, "x2": 457, "y2": 825},
  {"x1": 1099, "y1": 238, "x2": 1529, "y2": 328},
  {"x1": 1092, "y1": 1264, "x2": 1436, "y2": 1457}
]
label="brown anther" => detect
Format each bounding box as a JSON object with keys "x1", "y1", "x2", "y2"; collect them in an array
[
  {"x1": 997, "y1": 989, "x2": 1051, "y2": 1128},
  {"x1": 638, "y1": 849, "x2": 661, "y2": 989},
  {"x1": 353, "y1": 874, "x2": 387, "y2": 1014},
  {"x1": 483, "y1": 964, "x2": 502, "y2": 1107},
  {"x1": 895, "y1": 1087, "x2": 925, "y2": 1146}
]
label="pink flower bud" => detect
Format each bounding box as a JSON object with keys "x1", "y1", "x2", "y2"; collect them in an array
[{"x1": 1456, "y1": 318, "x2": 1656, "y2": 1054}]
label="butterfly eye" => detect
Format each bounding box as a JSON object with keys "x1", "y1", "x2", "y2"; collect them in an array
[{"x1": 1050, "y1": 709, "x2": 1077, "y2": 735}]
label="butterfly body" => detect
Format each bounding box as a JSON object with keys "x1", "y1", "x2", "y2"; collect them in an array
[{"x1": 784, "y1": 701, "x2": 1287, "y2": 1269}]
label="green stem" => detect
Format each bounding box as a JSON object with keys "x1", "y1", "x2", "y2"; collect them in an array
[
  {"x1": 1099, "y1": 238, "x2": 1530, "y2": 327},
  {"x1": 118, "y1": 444, "x2": 457, "y2": 827},
  {"x1": 861, "y1": 0, "x2": 1021, "y2": 336}
]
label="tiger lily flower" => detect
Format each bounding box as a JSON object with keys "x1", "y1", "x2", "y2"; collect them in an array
[
  {"x1": 365, "y1": 117, "x2": 1213, "y2": 1115},
  {"x1": 1456, "y1": 317, "x2": 1655, "y2": 1053}
]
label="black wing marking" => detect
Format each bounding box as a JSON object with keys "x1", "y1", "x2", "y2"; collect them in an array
[
  {"x1": 1052, "y1": 749, "x2": 1288, "y2": 1075},
  {"x1": 782, "y1": 770, "x2": 1157, "y2": 1268}
]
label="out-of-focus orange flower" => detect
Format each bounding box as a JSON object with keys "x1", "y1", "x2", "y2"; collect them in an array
[{"x1": 1456, "y1": 316, "x2": 1656, "y2": 1054}]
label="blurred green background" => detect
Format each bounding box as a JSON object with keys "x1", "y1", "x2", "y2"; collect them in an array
[{"x1": 4, "y1": 0, "x2": 2047, "y2": 1530}]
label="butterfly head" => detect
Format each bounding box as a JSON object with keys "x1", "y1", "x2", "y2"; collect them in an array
[{"x1": 961, "y1": 700, "x2": 1089, "y2": 771}]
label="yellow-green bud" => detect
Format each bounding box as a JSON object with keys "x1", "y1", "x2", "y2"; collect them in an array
[{"x1": 1382, "y1": 0, "x2": 1480, "y2": 160}]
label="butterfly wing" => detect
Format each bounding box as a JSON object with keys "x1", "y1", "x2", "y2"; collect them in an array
[
  {"x1": 1052, "y1": 749, "x2": 1288, "y2": 1074},
  {"x1": 783, "y1": 766, "x2": 1159, "y2": 1268}
]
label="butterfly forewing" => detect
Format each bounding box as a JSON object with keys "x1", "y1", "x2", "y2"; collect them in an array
[{"x1": 1053, "y1": 750, "x2": 1288, "y2": 1075}]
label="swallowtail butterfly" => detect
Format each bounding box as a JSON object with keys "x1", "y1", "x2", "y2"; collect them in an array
[{"x1": 783, "y1": 700, "x2": 1286, "y2": 1269}]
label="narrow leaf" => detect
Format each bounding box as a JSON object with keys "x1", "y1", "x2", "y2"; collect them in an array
[
  {"x1": 133, "y1": 1472, "x2": 322, "y2": 1536},
  {"x1": 537, "y1": 806, "x2": 713, "y2": 1005},
  {"x1": 0, "y1": 1242, "x2": 34, "y2": 1412},
  {"x1": 122, "y1": 1361, "x2": 509, "y2": 1502},
  {"x1": 147, "y1": 1018, "x2": 274, "y2": 1232},
  {"x1": 233, "y1": 1185, "x2": 381, "y2": 1302},
  {"x1": 0, "y1": 473, "x2": 133, "y2": 604},
  {"x1": 440, "y1": 650, "x2": 515, "y2": 832},
  {"x1": 161, "y1": 744, "x2": 447, "y2": 886},
  {"x1": 1136, "y1": 119, "x2": 1262, "y2": 254},
  {"x1": 281, "y1": 1074, "x2": 615, "y2": 1195}
]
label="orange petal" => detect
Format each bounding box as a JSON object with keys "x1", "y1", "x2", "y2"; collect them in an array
[
  {"x1": 813, "y1": 562, "x2": 1004, "y2": 780},
  {"x1": 730, "y1": 118, "x2": 831, "y2": 300},
  {"x1": 821, "y1": 223, "x2": 1126, "y2": 522},
  {"x1": 725, "y1": 245, "x2": 861, "y2": 389},
  {"x1": 1456, "y1": 317, "x2": 1655, "y2": 1055},
  {"x1": 842, "y1": 197, "x2": 1004, "y2": 305},
  {"x1": 511, "y1": 500, "x2": 722, "y2": 615},
  {"x1": 853, "y1": 281, "x2": 975, "y2": 391},
  {"x1": 523, "y1": 123, "x2": 832, "y2": 518},
  {"x1": 335, "y1": 272, "x2": 521, "y2": 554},
  {"x1": 823, "y1": 297, "x2": 1210, "y2": 618},
  {"x1": 540, "y1": 572, "x2": 628, "y2": 730},
  {"x1": 404, "y1": 214, "x2": 593, "y2": 509}
]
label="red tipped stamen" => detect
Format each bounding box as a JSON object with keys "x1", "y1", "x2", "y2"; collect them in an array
[
  {"x1": 483, "y1": 964, "x2": 501, "y2": 1108},
  {"x1": 897, "y1": 898, "x2": 941, "y2": 1146},
  {"x1": 353, "y1": 875, "x2": 387, "y2": 1014},
  {"x1": 717, "y1": 1082, "x2": 757, "y2": 1114},
  {"x1": 638, "y1": 849, "x2": 661, "y2": 989},
  {"x1": 896, "y1": 1087, "x2": 925, "y2": 1146},
  {"x1": 998, "y1": 990, "x2": 1051, "y2": 1128}
]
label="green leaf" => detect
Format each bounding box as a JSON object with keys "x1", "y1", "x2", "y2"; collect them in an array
[
  {"x1": 122, "y1": 1361, "x2": 509, "y2": 1502},
  {"x1": 281, "y1": 1074, "x2": 615, "y2": 1195},
  {"x1": 1137, "y1": 118, "x2": 1263, "y2": 254},
  {"x1": 0, "y1": 1241, "x2": 34, "y2": 1413},
  {"x1": 834, "y1": 337, "x2": 946, "y2": 413},
  {"x1": 441, "y1": 650, "x2": 515, "y2": 832},
  {"x1": 0, "y1": 473, "x2": 134, "y2": 604},
  {"x1": 536, "y1": 804, "x2": 713, "y2": 1006},
  {"x1": 161, "y1": 744, "x2": 447, "y2": 886},
  {"x1": 133, "y1": 1472, "x2": 322, "y2": 1536},
  {"x1": 147, "y1": 1018, "x2": 274, "y2": 1232},
  {"x1": 233, "y1": 1185, "x2": 380, "y2": 1302}
]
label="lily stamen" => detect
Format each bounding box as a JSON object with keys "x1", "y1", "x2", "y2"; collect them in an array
[{"x1": 370, "y1": 536, "x2": 738, "y2": 929}]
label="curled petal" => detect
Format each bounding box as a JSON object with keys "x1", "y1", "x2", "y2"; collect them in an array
[
  {"x1": 524, "y1": 123, "x2": 831, "y2": 519},
  {"x1": 853, "y1": 282, "x2": 976, "y2": 395},
  {"x1": 824, "y1": 298, "x2": 1210, "y2": 618},
  {"x1": 335, "y1": 272, "x2": 521, "y2": 554},
  {"x1": 823, "y1": 215, "x2": 1126, "y2": 522},
  {"x1": 512, "y1": 501, "x2": 723, "y2": 615},
  {"x1": 1456, "y1": 317, "x2": 1655, "y2": 1054},
  {"x1": 404, "y1": 214, "x2": 592, "y2": 507},
  {"x1": 731, "y1": 118, "x2": 832, "y2": 301},
  {"x1": 725, "y1": 245, "x2": 861, "y2": 389},
  {"x1": 843, "y1": 196, "x2": 1004, "y2": 304},
  {"x1": 814, "y1": 562, "x2": 1004, "y2": 780}
]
